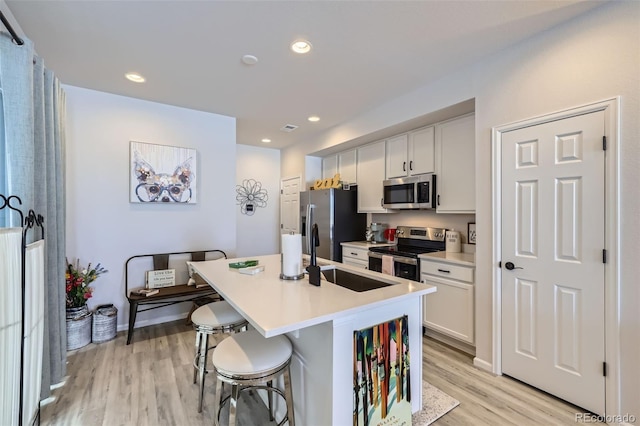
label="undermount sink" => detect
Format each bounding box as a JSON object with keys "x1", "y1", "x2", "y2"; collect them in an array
[{"x1": 321, "y1": 268, "x2": 393, "y2": 292}]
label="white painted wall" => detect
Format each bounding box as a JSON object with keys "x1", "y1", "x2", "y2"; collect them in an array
[
  {"x1": 64, "y1": 86, "x2": 236, "y2": 330},
  {"x1": 281, "y1": 2, "x2": 640, "y2": 418},
  {"x1": 236, "y1": 144, "x2": 281, "y2": 257}
]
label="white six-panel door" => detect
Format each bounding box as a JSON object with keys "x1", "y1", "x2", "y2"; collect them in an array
[
  {"x1": 280, "y1": 176, "x2": 301, "y2": 236},
  {"x1": 501, "y1": 111, "x2": 606, "y2": 415}
]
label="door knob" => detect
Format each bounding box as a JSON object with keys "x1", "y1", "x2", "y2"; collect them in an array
[{"x1": 504, "y1": 261, "x2": 523, "y2": 270}]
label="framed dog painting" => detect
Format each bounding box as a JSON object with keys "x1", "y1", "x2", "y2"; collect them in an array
[{"x1": 130, "y1": 141, "x2": 197, "y2": 203}]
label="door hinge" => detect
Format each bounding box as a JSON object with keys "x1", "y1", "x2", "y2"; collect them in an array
[
  {"x1": 602, "y1": 249, "x2": 607, "y2": 264},
  {"x1": 603, "y1": 136, "x2": 607, "y2": 151},
  {"x1": 603, "y1": 361, "x2": 607, "y2": 377},
  {"x1": 498, "y1": 261, "x2": 502, "y2": 268},
  {"x1": 280, "y1": 224, "x2": 283, "y2": 229},
  {"x1": 280, "y1": 189, "x2": 283, "y2": 194}
]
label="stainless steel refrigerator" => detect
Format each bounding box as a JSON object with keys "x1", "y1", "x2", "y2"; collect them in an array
[{"x1": 300, "y1": 188, "x2": 367, "y2": 262}]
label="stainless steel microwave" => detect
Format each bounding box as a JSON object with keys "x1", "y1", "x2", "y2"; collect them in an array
[{"x1": 382, "y1": 174, "x2": 436, "y2": 209}]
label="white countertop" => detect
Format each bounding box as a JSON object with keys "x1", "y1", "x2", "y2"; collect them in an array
[
  {"x1": 340, "y1": 241, "x2": 395, "y2": 249},
  {"x1": 419, "y1": 251, "x2": 476, "y2": 266},
  {"x1": 192, "y1": 254, "x2": 436, "y2": 338}
]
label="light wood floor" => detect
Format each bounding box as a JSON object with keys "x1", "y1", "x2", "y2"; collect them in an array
[{"x1": 41, "y1": 320, "x2": 593, "y2": 425}]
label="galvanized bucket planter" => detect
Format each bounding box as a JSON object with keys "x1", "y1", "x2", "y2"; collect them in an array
[
  {"x1": 92, "y1": 304, "x2": 117, "y2": 343},
  {"x1": 66, "y1": 305, "x2": 92, "y2": 350}
]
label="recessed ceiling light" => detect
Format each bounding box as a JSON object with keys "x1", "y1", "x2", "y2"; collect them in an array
[
  {"x1": 125, "y1": 72, "x2": 146, "y2": 83},
  {"x1": 307, "y1": 115, "x2": 320, "y2": 122},
  {"x1": 261, "y1": 138, "x2": 271, "y2": 143},
  {"x1": 242, "y1": 54, "x2": 258, "y2": 65},
  {"x1": 291, "y1": 39, "x2": 312, "y2": 54}
]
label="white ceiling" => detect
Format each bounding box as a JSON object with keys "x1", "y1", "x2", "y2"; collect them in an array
[{"x1": 6, "y1": 0, "x2": 604, "y2": 150}]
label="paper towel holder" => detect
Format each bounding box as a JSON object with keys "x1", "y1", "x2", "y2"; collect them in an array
[
  {"x1": 280, "y1": 232, "x2": 305, "y2": 280},
  {"x1": 280, "y1": 270, "x2": 305, "y2": 280}
]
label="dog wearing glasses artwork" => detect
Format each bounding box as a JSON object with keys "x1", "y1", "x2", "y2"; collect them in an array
[{"x1": 130, "y1": 142, "x2": 197, "y2": 203}]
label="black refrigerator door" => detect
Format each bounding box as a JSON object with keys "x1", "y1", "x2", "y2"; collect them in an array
[
  {"x1": 309, "y1": 190, "x2": 333, "y2": 260},
  {"x1": 301, "y1": 188, "x2": 366, "y2": 262}
]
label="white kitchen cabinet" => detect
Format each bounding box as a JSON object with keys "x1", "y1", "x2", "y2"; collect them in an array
[
  {"x1": 341, "y1": 245, "x2": 369, "y2": 270},
  {"x1": 386, "y1": 126, "x2": 435, "y2": 179},
  {"x1": 338, "y1": 149, "x2": 357, "y2": 185},
  {"x1": 322, "y1": 155, "x2": 338, "y2": 180},
  {"x1": 435, "y1": 114, "x2": 475, "y2": 213},
  {"x1": 386, "y1": 134, "x2": 409, "y2": 179},
  {"x1": 409, "y1": 126, "x2": 435, "y2": 175},
  {"x1": 356, "y1": 140, "x2": 392, "y2": 213},
  {"x1": 421, "y1": 256, "x2": 475, "y2": 347}
]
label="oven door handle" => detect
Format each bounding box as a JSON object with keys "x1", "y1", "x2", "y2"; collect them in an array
[{"x1": 368, "y1": 251, "x2": 418, "y2": 266}]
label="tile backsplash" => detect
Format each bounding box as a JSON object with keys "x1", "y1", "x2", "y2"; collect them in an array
[{"x1": 370, "y1": 210, "x2": 476, "y2": 246}]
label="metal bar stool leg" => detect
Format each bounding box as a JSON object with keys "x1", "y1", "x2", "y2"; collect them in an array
[
  {"x1": 193, "y1": 330, "x2": 202, "y2": 384},
  {"x1": 267, "y1": 380, "x2": 274, "y2": 421},
  {"x1": 197, "y1": 333, "x2": 209, "y2": 413},
  {"x1": 283, "y1": 365, "x2": 296, "y2": 426},
  {"x1": 213, "y1": 371, "x2": 223, "y2": 426},
  {"x1": 228, "y1": 384, "x2": 241, "y2": 426}
]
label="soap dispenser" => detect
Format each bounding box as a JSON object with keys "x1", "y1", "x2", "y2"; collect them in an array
[{"x1": 307, "y1": 223, "x2": 321, "y2": 286}]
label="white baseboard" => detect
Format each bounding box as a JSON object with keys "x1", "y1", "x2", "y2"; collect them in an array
[
  {"x1": 473, "y1": 357, "x2": 493, "y2": 373},
  {"x1": 423, "y1": 328, "x2": 475, "y2": 355},
  {"x1": 50, "y1": 379, "x2": 67, "y2": 390},
  {"x1": 116, "y1": 312, "x2": 188, "y2": 332},
  {"x1": 39, "y1": 396, "x2": 56, "y2": 407}
]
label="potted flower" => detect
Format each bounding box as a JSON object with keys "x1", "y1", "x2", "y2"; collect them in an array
[{"x1": 65, "y1": 258, "x2": 108, "y2": 350}]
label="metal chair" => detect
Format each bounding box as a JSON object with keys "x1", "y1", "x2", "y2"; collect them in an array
[
  {"x1": 211, "y1": 329, "x2": 295, "y2": 426},
  {"x1": 191, "y1": 300, "x2": 248, "y2": 413}
]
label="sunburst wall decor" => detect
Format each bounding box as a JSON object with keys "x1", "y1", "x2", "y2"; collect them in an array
[{"x1": 236, "y1": 179, "x2": 268, "y2": 215}]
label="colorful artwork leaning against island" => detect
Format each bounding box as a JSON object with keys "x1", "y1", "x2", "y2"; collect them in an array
[
  {"x1": 353, "y1": 315, "x2": 411, "y2": 426},
  {"x1": 130, "y1": 141, "x2": 197, "y2": 203}
]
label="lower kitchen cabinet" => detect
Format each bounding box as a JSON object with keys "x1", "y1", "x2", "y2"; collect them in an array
[
  {"x1": 421, "y1": 255, "x2": 475, "y2": 352},
  {"x1": 341, "y1": 244, "x2": 370, "y2": 270}
]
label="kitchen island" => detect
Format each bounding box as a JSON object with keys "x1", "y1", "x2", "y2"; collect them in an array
[{"x1": 192, "y1": 254, "x2": 436, "y2": 424}]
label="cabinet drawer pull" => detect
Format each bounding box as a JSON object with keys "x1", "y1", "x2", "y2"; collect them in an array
[
  {"x1": 437, "y1": 268, "x2": 450, "y2": 274},
  {"x1": 351, "y1": 252, "x2": 358, "y2": 256}
]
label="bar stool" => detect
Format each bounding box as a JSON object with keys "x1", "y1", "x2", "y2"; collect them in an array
[
  {"x1": 211, "y1": 329, "x2": 295, "y2": 426},
  {"x1": 191, "y1": 301, "x2": 248, "y2": 413}
]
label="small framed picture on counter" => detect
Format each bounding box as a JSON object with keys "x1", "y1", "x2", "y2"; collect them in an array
[{"x1": 468, "y1": 222, "x2": 476, "y2": 245}]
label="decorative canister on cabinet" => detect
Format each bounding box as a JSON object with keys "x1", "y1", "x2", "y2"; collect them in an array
[
  {"x1": 445, "y1": 230, "x2": 461, "y2": 253},
  {"x1": 92, "y1": 304, "x2": 117, "y2": 343},
  {"x1": 66, "y1": 305, "x2": 92, "y2": 350}
]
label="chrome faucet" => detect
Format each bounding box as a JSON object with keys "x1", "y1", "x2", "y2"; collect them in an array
[{"x1": 307, "y1": 223, "x2": 321, "y2": 286}]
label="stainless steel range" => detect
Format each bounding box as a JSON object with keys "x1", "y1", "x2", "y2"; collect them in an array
[{"x1": 368, "y1": 226, "x2": 446, "y2": 281}]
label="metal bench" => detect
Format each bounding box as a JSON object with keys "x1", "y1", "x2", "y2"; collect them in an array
[{"x1": 124, "y1": 249, "x2": 226, "y2": 344}]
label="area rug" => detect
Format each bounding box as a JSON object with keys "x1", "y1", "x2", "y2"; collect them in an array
[{"x1": 411, "y1": 380, "x2": 460, "y2": 425}]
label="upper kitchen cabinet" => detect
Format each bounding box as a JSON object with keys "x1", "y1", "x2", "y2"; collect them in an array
[
  {"x1": 338, "y1": 149, "x2": 357, "y2": 185},
  {"x1": 356, "y1": 140, "x2": 393, "y2": 213},
  {"x1": 435, "y1": 114, "x2": 475, "y2": 213},
  {"x1": 385, "y1": 126, "x2": 435, "y2": 179},
  {"x1": 322, "y1": 155, "x2": 338, "y2": 180},
  {"x1": 323, "y1": 150, "x2": 357, "y2": 185}
]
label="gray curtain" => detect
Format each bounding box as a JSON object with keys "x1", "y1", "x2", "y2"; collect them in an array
[{"x1": 0, "y1": 33, "x2": 67, "y2": 399}]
